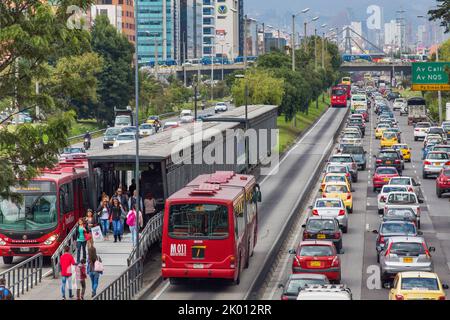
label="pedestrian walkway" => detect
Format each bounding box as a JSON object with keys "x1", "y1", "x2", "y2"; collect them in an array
[{"x1": 18, "y1": 233, "x2": 133, "y2": 300}]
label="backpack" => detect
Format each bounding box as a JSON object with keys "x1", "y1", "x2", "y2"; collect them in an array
[
  {"x1": 126, "y1": 211, "x2": 135, "y2": 226},
  {"x1": 0, "y1": 287, "x2": 13, "y2": 300},
  {"x1": 94, "y1": 256, "x2": 104, "y2": 273}
]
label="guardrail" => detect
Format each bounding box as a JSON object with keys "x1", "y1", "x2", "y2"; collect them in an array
[
  {"x1": 50, "y1": 224, "x2": 78, "y2": 278},
  {"x1": 127, "y1": 212, "x2": 163, "y2": 266},
  {"x1": 93, "y1": 257, "x2": 144, "y2": 300},
  {"x1": 68, "y1": 128, "x2": 107, "y2": 142},
  {"x1": 0, "y1": 253, "x2": 43, "y2": 298}
]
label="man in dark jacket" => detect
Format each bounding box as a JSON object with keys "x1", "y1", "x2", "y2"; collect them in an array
[{"x1": 113, "y1": 188, "x2": 129, "y2": 211}]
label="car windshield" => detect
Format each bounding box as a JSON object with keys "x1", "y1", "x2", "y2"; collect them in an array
[
  {"x1": 168, "y1": 203, "x2": 229, "y2": 239},
  {"x1": 389, "y1": 178, "x2": 411, "y2": 185},
  {"x1": 378, "y1": 152, "x2": 397, "y2": 159},
  {"x1": 352, "y1": 96, "x2": 366, "y2": 101},
  {"x1": 306, "y1": 219, "x2": 337, "y2": 232},
  {"x1": 327, "y1": 166, "x2": 347, "y2": 173},
  {"x1": 117, "y1": 134, "x2": 134, "y2": 140},
  {"x1": 342, "y1": 146, "x2": 364, "y2": 154},
  {"x1": 386, "y1": 208, "x2": 415, "y2": 218},
  {"x1": 432, "y1": 147, "x2": 450, "y2": 152},
  {"x1": 332, "y1": 89, "x2": 346, "y2": 95},
  {"x1": 121, "y1": 127, "x2": 136, "y2": 133},
  {"x1": 443, "y1": 170, "x2": 450, "y2": 177},
  {"x1": 140, "y1": 124, "x2": 152, "y2": 129},
  {"x1": 429, "y1": 128, "x2": 443, "y2": 134},
  {"x1": 324, "y1": 176, "x2": 346, "y2": 184},
  {"x1": 315, "y1": 200, "x2": 342, "y2": 208},
  {"x1": 401, "y1": 278, "x2": 439, "y2": 291},
  {"x1": 380, "y1": 223, "x2": 416, "y2": 235},
  {"x1": 115, "y1": 116, "x2": 130, "y2": 125},
  {"x1": 325, "y1": 185, "x2": 348, "y2": 193},
  {"x1": 383, "y1": 132, "x2": 397, "y2": 139},
  {"x1": 349, "y1": 119, "x2": 362, "y2": 124},
  {"x1": 393, "y1": 145, "x2": 407, "y2": 150},
  {"x1": 300, "y1": 245, "x2": 334, "y2": 257},
  {"x1": 427, "y1": 153, "x2": 449, "y2": 160},
  {"x1": 0, "y1": 182, "x2": 58, "y2": 231},
  {"x1": 286, "y1": 278, "x2": 328, "y2": 294},
  {"x1": 377, "y1": 124, "x2": 390, "y2": 129},
  {"x1": 148, "y1": 116, "x2": 159, "y2": 120},
  {"x1": 388, "y1": 193, "x2": 416, "y2": 203},
  {"x1": 376, "y1": 168, "x2": 398, "y2": 175},
  {"x1": 105, "y1": 128, "x2": 122, "y2": 136},
  {"x1": 390, "y1": 242, "x2": 425, "y2": 255},
  {"x1": 330, "y1": 156, "x2": 353, "y2": 163},
  {"x1": 416, "y1": 123, "x2": 431, "y2": 128},
  {"x1": 63, "y1": 147, "x2": 84, "y2": 154},
  {"x1": 382, "y1": 186, "x2": 407, "y2": 193}
]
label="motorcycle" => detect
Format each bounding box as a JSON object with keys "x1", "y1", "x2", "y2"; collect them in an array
[{"x1": 84, "y1": 138, "x2": 91, "y2": 150}]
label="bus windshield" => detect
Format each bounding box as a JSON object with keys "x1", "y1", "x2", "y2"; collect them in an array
[{"x1": 168, "y1": 203, "x2": 229, "y2": 239}]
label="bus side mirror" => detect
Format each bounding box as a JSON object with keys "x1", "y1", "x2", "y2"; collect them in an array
[{"x1": 254, "y1": 184, "x2": 262, "y2": 203}]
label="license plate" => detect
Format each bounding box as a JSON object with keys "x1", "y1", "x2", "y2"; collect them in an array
[
  {"x1": 434, "y1": 163, "x2": 441, "y2": 166},
  {"x1": 383, "y1": 178, "x2": 390, "y2": 182},
  {"x1": 403, "y1": 257, "x2": 413, "y2": 263},
  {"x1": 386, "y1": 161, "x2": 392, "y2": 164},
  {"x1": 309, "y1": 261, "x2": 322, "y2": 267},
  {"x1": 19, "y1": 247, "x2": 31, "y2": 252},
  {"x1": 193, "y1": 263, "x2": 204, "y2": 269},
  {"x1": 317, "y1": 234, "x2": 326, "y2": 239}
]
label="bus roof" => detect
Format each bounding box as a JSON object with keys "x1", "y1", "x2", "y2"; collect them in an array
[
  {"x1": 34, "y1": 159, "x2": 89, "y2": 183},
  {"x1": 167, "y1": 171, "x2": 256, "y2": 203}
]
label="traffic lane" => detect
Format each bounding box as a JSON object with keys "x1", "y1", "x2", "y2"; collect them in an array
[
  {"x1": 147, "y1": 107, "x2": 348, "y2": 300},
  {"x1": 71, "y1": 105, "x2": 230, "y2": 153},
  {"x1": 360, "y1": 104, "x2": 450, "y2": 299}
]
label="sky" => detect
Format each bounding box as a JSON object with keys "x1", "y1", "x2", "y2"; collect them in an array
[{"x1": 245, "y1": 0, "x2": 439, "y2": 31}]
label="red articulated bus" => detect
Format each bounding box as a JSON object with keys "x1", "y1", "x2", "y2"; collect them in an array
[
  {"x1": 331, "y1": 86, "x2": 348, "y2": 108},
  {"x1": 161, "y1": 171, "x2": 262, "y2": 285},
  {"x1": 0, "y1": 159, "x2": 89, "y2": 264}
]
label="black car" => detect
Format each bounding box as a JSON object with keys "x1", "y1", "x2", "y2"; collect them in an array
[
  {"x1": 302, "y1": 216, "x2": 343, "y2": 253},
  {"x1": 387, "y1": 92, "x2": 401, "y2": 101},
  {"x1": 279, "y1": 274, "x2": 330, "y2": 300},
  {"x1": 374, "y1": 149, "x2": 403, "y2": 174},
  {"x1": 341, "y1": 145, "x2": 367, "y2": 170},
  {"x1": 347, "y1": 118, "x2": 365, "y2": 136}
]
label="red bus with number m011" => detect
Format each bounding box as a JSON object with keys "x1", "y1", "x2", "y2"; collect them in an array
[
  {"x1": 161, "y1": 171, "x2": 262, "y2": 285},
  {"x1": 0, "y1": 159, "x2": 89, "y2": 264}
]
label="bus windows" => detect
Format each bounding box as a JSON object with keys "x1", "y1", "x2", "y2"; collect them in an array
[
  {"x1": 168, "y1": 204, "x2": 229, "y2": 239},
  {"x1": 59, "y1": 183, "x2": 74, "y2": 215},
  {"x1": 234, "y1": 197, "x2": 245, "y2": 238}
]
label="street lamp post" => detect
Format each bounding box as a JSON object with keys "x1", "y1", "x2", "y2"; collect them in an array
[
  {"x1": 134, "y1": 0, "x2": 141, "y2": 261},
  {"x1": 291, "y1": 8, "x2": 310, "y2": 71},
  {"x1": 235, "y1": 74, "x2": 249, "y2": 172},
  {"x1": 193, "y1": 75, "x2": 198, "y2": 121},
  {"x1": 303, "y1": 16, "x2": 319, "y2": 53}
]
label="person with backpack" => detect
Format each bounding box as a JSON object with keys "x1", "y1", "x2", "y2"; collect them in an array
[
  {"x1": 87, "y1": 243, "x2": 102, "y2": 297},
  {"x1": 75, "y1": 258, "x2": 87, "y2": 300},
  {"x1": 126, "y1": 204, "x2": 143, "y2": 246},
  {"x1": 60, "y1": 245, "x2": 76, "y2": 300},
  {"x1": 0, "y1": 278, "x2": 14, "y2": 300}
]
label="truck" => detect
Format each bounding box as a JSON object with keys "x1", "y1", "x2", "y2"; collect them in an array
[
  {"x1": 114, "y1": 106, "x2": 134, "y2": 128},
  {"x1": 407, "y1": 97, "x2": 427, "y2": 126}
]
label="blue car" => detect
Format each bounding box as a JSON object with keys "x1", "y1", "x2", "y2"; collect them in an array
[{"x1": 422, "y1": 144, "x2": 437, "y2": 160}]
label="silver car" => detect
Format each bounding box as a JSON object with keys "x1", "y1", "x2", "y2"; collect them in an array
[
  {"x1": 379, "y1": 236, "x2": 435, "y2": 286},
  {"x1": 384, "y1": 191, "x2": 423, "y2": 228},
  {"x1": 311, "y1": 198, "x2": 349, "y2": 233},
  {"x1": 423, "y1": 151, "x2": 450, "y2": 178}
]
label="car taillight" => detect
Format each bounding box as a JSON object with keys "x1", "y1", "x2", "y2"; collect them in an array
[
  {"x1": 312, "y1": 209, "x2": 319, "y2": 215},
  {"x1": 281, "y1": 295, "x2": 289, "y2": 300},
  {"x1": 424, "y1": 161, "x2": 432, "y2": 165},
  {"x1": 230, "y1": 255, "x2": 236, "y2": 268},
  {"x1": 376, "y1": 159, "x2": 382, "y2": 163},
  {"x1": 380, "y1": 196, "x2": 386, "y2": 202},
  {"x1": 385, "y1": 242, "x2": 392, "y2": 256},
  {"x1": 408, "y1": 187, "x2": 414, "y2": 192},
  {"x1": 347, "y1": 193, "x2": 351, "y2": 200},
  {"x1": 445, "y1": 161, "x2": 450, "y2": 166},
  {"x1": 334, "y1": 232, "x2": 341, "y2": 239},
  {"x1": 394, "y1": 160, "x2": 401, "y2": 164},
  {"x1": 338, "y1": 209, "x2": 345, "y2": 216},
  {"x1": 395, "y1": 294, "x2": 405, "y2": 300},
  {"x1": 162, "y1": 254, "x2": 167, "y2": 268},
  {"x1": 303, "y1": 232, "x2": 309, "y2": 239},
  {"x1": 331, "y1": 256, "x2": 340, "y2": 267},
  {"x1": 415, "y1": 129, "x2": 419, "y2": 131},
  {"x1": 379, "y1": 236, "x2": 385, "y2": 244},
  {"x1": 438, "y1": 296, "x2": 446, "y2": 300},
  {"x1": 422, "y1": 242, "x2": 430, "y2": 257},
  {"x1": 322, "y1": 194, "x2": 326, "y2": 198}
]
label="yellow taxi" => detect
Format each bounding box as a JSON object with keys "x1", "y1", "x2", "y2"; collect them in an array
[
  {"x1": 392, "y1": 143, "x2": 411, "y2": 162},
  {"x1": 389, "y1": 272, "x2": 448, "y2": 300},
  {"x1": 322, "y1": 182, "x2": 353, "y2": 213},
  {"x1": 320, "y1": 173, "x2": 352, "y2": 192},
  {"x1": 375, "y1": 124, "x2": 391, "y2": 139},
  {"x1": 380, "y1": 131, "x2": 398, "y2": 148},
  {"x1": 146, "y1": 115, "x2": 160, "y2": 124}
]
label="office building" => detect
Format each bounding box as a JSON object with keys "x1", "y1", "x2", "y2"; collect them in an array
[
  {"x1": 179, "y1": 0, "x2": 203, "y2": 62},
  {"x1": 213, "y1": 0, "x2": 240, "y2": 59},
  {"x1": 244, "y1": 17, "x2": 258, "y2": 56},
  {"x1": 384, "y1": 19, "x2": 401, "y2": 47}
]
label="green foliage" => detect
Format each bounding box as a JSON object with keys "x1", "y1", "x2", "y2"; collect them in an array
[
  {"x1": 428, "y1": 0, "x2": 450, "y2": 33},
  {"x1": 231, "y1": 68, "x2": 284, "y2": 107}
]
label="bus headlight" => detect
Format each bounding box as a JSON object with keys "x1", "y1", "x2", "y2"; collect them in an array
[
  {"x1": 0, "y1": 238, "x2": 6, "y2": 246},
  {"x1": 44, "y1": 234, "x2": 58, "y2": 245}
]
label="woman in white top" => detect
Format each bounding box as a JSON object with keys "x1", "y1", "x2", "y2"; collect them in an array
[{"x1": 96, "y1": 198, "x2": 111, "y2": 239}]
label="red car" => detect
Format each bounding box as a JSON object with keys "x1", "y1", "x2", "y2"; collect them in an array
[
  {"x1": 331, "y1": 86, "x2": 348, "y2": 108},
  {"x1": 354, "y1": 109, "x2": 369, "y2": 122},
  {"x1": 289, "y1": 240, "x2": 341, "y2": 283},
  {"x1": 436, "y1": 168, "x2": 450, "y2": 198},
  {"x1": 373, "y1": 166, "x2": 399, "y2": 192}
]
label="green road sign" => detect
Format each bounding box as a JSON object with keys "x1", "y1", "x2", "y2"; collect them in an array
[{"x1": 412, "y1": 62, "x2": 450, "y2": 91}]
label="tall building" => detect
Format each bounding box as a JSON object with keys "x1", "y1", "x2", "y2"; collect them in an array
[
  {"x1": 213, "y1": 0, "x2": 240, "y2": 59},
  {"x1": 202, "y1": 0, "x2": 215, "y2": 57},
  {"x1": 179, "y1": 0, "x2": 203, "y2": 62},
  {"x1": 384, "y1": 20, "x2": 401, "y2": 48},
  {"x1": 244, "y1": 17, "x2": 258, "y2": 56},
  {"x1": 350, "y1": 21, "x2": 363, "y2": 52}
]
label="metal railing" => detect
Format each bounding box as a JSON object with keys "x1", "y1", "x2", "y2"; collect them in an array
[
  {"x1": 127, "y1": 212, "x2": 163, "y2": 266},
  {"x1": 0, "y1": 253, "x2": 43, "y2": 298},
  {"x1": 50, "y1": 224, "x2": 78, "y2": 278},
  {"x1": 93, "y1": 257, "x2": 144, "y2": 300}
]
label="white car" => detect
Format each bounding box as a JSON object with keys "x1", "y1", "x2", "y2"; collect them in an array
[
  {"x1": 388, "y1": 176, "x2": 423, "y2": 199},
  {"x1": 413, "y1": 122, "x2": 431, "y2": 141},
  {"x1": 383, "y1": 192, "x2": 423, "y2": 228},
  {"x1": 214, "y1": 102, "x2": 228, "y2": 113},
  {"x1": 162, "y1": 121, "x2": 179, "y2": 131},
  {"x1": 377, "y1": 185, "x2": 408, "y2": 214},
  {"x1": 423, "y1": 151, "x2": 450, "y2": 178},
  {"x1": 393, "y1": 98, "x2": 406, "y2": 111},
  {"x1": 297, "y1": 284, "x2": 352, "y2": 300},
  {"x1": 311, "y1": 198, "x2": 348, "y2": 233},
  {"x1": 180, "y1": 109, "x2": 192, "y2": 118},
  {"x1": 180, "y1": 110, "x2": 194, "y2": 123},
  {"x1": 113, "y1": 133, "x2": 136, "y2": 148},
  {"x1": 139, "y1": 123, "x2": 154, "y2": 136}
]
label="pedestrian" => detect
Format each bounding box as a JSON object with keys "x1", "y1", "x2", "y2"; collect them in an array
[
  {"x1": 60, "y1": 245, "x2": 76, "y2": 300},
  {"x1": 0, "y1": 278, "x2": 13, "y2": 300},
  {"x1": 111, "y1": 198, "x2": 125, "y2": 243},
  {"x1": 87, "y1": 244, "x2": 100, "y2": 298},
  {"x1": 85, "y1": 209, "x2": 96, "y2": 231},
  {"x1": 128, "y1": 189, "x2": 143, "y2": 213},
  {"x1": 126, "y1": 204, "x2": 143, "y2": 246},
  {"x1": 75, "y1": 258, "x2": 87, "y2": 300},
  {"x1": 75, "y1": 218, "x2": 88, "y2": 264},
  {"x1": 96, "y1": 198, "x2": 111, "y2": 240},
  {"x1": 143, "y1": 193, "x2": 157, "y2": 226},
  {"x1": 112, "y1": 187, "x2": 129, "y2": 211},
  {"x1": 128, "y1": 179, "x2": 137, "y2": 197}
]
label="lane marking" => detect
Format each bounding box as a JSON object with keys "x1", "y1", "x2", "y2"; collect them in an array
[{"x1": 152, "y1": 281, "x2": 170, "y2": 300}]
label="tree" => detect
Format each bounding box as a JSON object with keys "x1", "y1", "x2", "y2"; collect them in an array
[
  {"x1": 231, "y1": 68, "x2": 284, "y2": 107},
  {"x1": 428, "y1": 0, "x2": 450, "y2": 34},
  {"x1": 0, "y1": 1, "x2": 96, "y2": 201},
  {"x1": 90, "y1": 14, "x2": 134, "y2": 124}
]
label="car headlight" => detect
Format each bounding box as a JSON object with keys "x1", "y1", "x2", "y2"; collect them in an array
[
  {"x1": 44, "y1": 234, "x2": 58, "y2": 245},
  {"x1": 0, "y1": 238, "x2": 6, "y2": 246}
]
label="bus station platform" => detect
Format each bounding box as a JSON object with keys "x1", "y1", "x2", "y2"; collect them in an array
[{"x1": 17, "y1": 233, "x2": 133, "y2": 300}]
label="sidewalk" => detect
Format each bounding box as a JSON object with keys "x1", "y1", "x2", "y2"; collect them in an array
[{"x1": 18, "y1": 233, "x2": 134, "y2": 300}]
